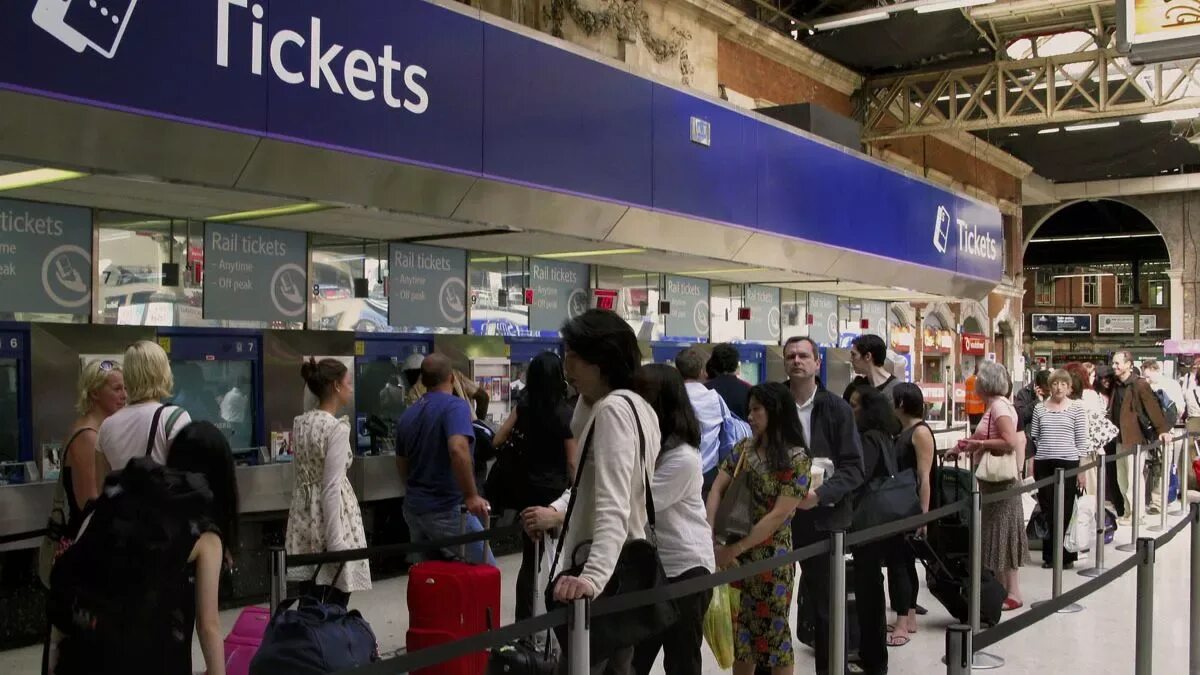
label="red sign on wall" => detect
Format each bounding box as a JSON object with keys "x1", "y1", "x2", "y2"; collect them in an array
[
  {"x1": 961, "y1": 333, "x2": 988, "y2": 356},
  {"x1": 592, "y1": 289, "x2": 618, "y2": 311}
]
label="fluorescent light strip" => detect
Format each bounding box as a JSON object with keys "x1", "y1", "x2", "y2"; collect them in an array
[
  {"x1": 812, "y1": 10, "x2": 889, "y2": 30},
  {"x1": 207, "y1": 202, "x2": 330, "y2": 222},
  {"x1": 1031, "y1": 233, "x2": 1161, "y2": 243},
  {"x1": 915, "y1": 0, "x2": 995, "y2": 14},
  {"x1": 1064, "y1": 121, "x2": 1120, "y2": 132},
  {"x1": 540, "y1": 248, "x2": 645, "y2": 259},
  {"x1": 1052, "y1": 273, "x2": 1115, "y2": 279},
  {"x1": 1037, "y1": 128, "x2": 1061, "y2": 135},
  {"x1": 0, "y1": 168, "x2": 88, "y2": 191}
]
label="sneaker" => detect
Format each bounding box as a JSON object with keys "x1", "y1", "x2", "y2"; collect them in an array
[{"x1": 1118, "y1": 516, "x2": 1132, "y2": 526}]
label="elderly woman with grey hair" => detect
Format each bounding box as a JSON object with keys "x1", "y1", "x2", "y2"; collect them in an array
[{"x1": 951, "y1": 360, "x2": 1028, "y2": 611}]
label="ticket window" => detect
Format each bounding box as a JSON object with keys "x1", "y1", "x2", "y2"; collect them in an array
[
  {"x1": 168, "y1": 359, "x2": 256, "y2": 452},
  {"x1": 0, "y1": 358, "x2": 18, "y2": 463}
]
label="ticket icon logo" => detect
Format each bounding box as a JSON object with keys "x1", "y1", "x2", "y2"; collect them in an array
[
  {"x1": 33, "y1": 0, "x2": 138, "y2": 59},
  {"x1": 932, "y1": 205, "x2": 951, "y2": 254}
]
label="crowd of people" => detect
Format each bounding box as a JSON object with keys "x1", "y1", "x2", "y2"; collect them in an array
[{"x1": 31, "y1": 322, "x2": 1200, "y2": 675}]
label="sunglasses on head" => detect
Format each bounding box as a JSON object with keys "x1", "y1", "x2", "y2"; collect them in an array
[{"x1": 98, "y1": 360, "x2": 118, "y2": 371}]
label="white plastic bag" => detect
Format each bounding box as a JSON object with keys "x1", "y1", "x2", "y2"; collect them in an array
[{"x1": 1065, "y1": 494, "x2": 1096, "y2": 553}]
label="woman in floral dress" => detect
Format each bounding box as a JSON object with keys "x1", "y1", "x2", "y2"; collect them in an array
[
  {"x1": 706, "y1": 382, "x2": 812, "y2": 675},
  {"x1": 286, "y1": 358, "x2": 372, "y2": 605}
]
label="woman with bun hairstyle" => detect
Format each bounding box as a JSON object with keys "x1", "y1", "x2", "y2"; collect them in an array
[{"x1": 286, "y1": 358, "x2": 371, "y2": 605}]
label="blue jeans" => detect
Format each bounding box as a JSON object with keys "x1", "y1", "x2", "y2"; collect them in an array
[{"x1": 403, "y1": 505, "x2": 497, "y2": 566}]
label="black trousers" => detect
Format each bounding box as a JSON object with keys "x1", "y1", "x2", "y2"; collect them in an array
[
  {"x1": 885, "y1": 539, "x2": 918, "y2": 615},
  {"x1": 1034, "y1": 458, "x2": 1080, "y2": 565},
  {"x1": 852, "y1": 540, "x2": 899, "y2": 675},
  {"x1": 631, "y1": 567, "x2": 712, "y2": 675}
]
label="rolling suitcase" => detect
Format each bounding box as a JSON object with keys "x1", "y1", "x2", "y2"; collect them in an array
[
  {"x1": 224, "y1": 606, "x2": 270, "y2": 675},
  {"x1": 406, "y1": 508, "x2": 501, "y2": 675},
  {"x1": 908, "y1": 535, "x2": 1004, "y2": 627}
]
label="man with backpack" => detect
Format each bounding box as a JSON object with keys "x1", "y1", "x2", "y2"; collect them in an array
[
  {"x1": 1141, "y1": 359, "x2": 1184, "y2": 513},
  {"x1": 1109, "y1": 352, "x2": 1174, "y2": 521}
]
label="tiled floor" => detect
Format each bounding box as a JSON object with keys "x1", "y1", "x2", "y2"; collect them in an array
[{"x1": 3, "y1": 495, "x2": 1194, "y2": 674}]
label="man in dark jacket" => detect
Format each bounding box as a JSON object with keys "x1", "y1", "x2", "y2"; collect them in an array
[
  {"x1": 705, "y1": 342, "x2": 752, "y2": 420},
  {"x1": 1110, "y1": 350, "x2": 1173, "y2": 521},
  {"x1": 1013, "y1": 369, "x2": 1049, "y2": 469},
  {"x1": 784, "y1": 336, "x2": 864, "y2": 675}
]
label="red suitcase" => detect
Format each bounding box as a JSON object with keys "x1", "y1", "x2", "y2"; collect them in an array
[{"x1": 406, "y1": 512, "x2": 501, "y2": 675}]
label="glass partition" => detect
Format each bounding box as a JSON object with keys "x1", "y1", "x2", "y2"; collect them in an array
[
  {"x1": 780, "y1": 290, "x2": 808, "y2": 342},
  {"x1": 710, "y1": 284, "x2": 746, "y2": 343},
  {"x1": 309, "y1": 238, "x2": 390, "y2": 332},
  {"x1": 167, "y1": 360, "x2": 255, "y2": 451},
  {"x1": 0, "y1": 359, "x2": 18, "y2": 463},
  {"x1": 469, "y1": 255, "x2": 530, "y2": 336},
  {"x1": 595, "y1": 266, "x2": 663, "y2": 341},
  {"x1": 96, "y1": 211, "x2": 300, "y2": 329}
]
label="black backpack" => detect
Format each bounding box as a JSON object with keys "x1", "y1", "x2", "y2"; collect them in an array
[{"x1": 48, "y1": 459, "x2": 213, "y2": 674}]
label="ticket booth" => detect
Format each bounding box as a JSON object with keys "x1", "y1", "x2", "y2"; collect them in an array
[{"x1": 0, "y1": 323, "x2": 31, "y2": 468}]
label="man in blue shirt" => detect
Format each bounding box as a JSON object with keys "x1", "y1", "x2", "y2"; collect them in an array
[{"x1": 396, "y1": 353, "x2": 494, "y2": 565}]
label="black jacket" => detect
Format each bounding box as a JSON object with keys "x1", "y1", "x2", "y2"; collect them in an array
[
  {"x1": 706, "y1": 373, "x2": 752, "y2": 421},
  {"x1": 794, "y1": 385, "x2": 865, "y2": 534},
  {"x1": 1013, "y1": 382, "x2": 1039, "y2": 457}
]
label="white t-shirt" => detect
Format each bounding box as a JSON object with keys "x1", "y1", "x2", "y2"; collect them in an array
[
  {"x1": 98, "y1": 402, "x2": 193, "y2": 470},
  {"x1": 651, "y1": 443, "x2": 716, "y2": 578}
]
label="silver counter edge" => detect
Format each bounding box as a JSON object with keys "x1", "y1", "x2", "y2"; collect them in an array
[{"x1": 0, "y1": 455, "x2": 405, "y2": 552}]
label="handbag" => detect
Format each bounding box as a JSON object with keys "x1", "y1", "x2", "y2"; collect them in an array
[
  {"x1": 545, "y1": 395, "x2": 678, "y2": 665},
  {"x1": 484, "y1": 425, "x2": 528, "y2": 511},
  {"x1": 975, "y1": 407, "x2": 1019, "y2": 484},
  {"x1": 712, "y1": 446, "x2": 754, "y2": 545},
  {"x1": 250, "y1": 563, "x2": 379, "y2": 675},
  {"x1": 852, "y1": 431, "x2": 921, "y2": 532}
]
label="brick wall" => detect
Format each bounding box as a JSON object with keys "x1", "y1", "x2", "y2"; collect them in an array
[
  {"x1": 870, "y1": 136, "x2": 1021, "y2": 204},
  {"x1": 716, "y1": 37, "x2": 853, "y2": 116}
]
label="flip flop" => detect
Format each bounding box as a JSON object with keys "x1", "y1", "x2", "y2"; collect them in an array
[
  {"x1": 887, "y1": 634, "x2": 911, "y2": 647},
  {"x1": 1002, "y1": 597, "x2": 1024, "y2": 611}
]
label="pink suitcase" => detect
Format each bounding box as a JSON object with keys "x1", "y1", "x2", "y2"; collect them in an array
[{"x1": 223, "y1": 606, "x2": 270, "y2": 675}]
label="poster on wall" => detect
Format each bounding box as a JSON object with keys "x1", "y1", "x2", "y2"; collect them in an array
[
  {"x1": 1098, "y1": 314, "x2": 1157, "y2": 334},
  {"x1": 663, "y1": 275, "x2": 709, "y2": 341},
  {"x1": 529, "y1": 259, "x2": 590, "y2": 334},
  {"x1": 203, "y1": 222, "x2": 308, "y2": 322},
  {"x1": 808, "y1": 292, "x2": 839, "y2": 347},
  {"x1": 388, "y1": 243, "x2": 467, "y2": 331},
  {"x1": 745, "y1": 285, "x2": 781, "y2": 342},
  {"x1": 0, "y1": 197, "x2": 92, "y2": 315}
]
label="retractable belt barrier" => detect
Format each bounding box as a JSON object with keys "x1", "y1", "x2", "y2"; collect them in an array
[
  {"x1": 0, "y1": 528, "x2": 46, "y2": 546},
  {"x1": 283, "y1": 523, "x2": 523, "y2": 567}
]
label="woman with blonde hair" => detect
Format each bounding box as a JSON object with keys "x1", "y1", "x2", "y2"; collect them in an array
[{"x1": 98, "y1": 340, "x2": 191, "y2": 471}]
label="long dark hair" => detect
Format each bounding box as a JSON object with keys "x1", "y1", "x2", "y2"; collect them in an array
[
  {"x1": 301, "y1": 357, "x2": 347, "y2": 401},
  {"x1": 523, "y1": 352, "x2": 567, "y2": 419},
  {"x1": 748, "y1": 382, "x2": 806, "y2": 471},
  {"x1": 167, "y1": 421, "x2": 239, "y2": 552},
  {"x1": 849, "y1": 382, "x2": 899, "y2": 435},
  {"x1": 632, "y1": 364, "x2": 701, "y2": 451},
  {"x1": 1094, "y1": 365, "x2": 1116, "y2": 397}
]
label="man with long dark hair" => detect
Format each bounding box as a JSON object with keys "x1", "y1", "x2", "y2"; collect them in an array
[{"x1": 781, "y1": 336, "x2": 863, "y2": 675}]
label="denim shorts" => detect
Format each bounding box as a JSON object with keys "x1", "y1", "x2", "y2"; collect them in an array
[{"x1": 402, "y1": 505, "x2": 497, "y2": 566}]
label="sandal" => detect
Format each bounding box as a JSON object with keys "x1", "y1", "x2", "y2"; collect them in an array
[
  {"x1": 886, "y1": 634, "x2": 911, "y2": 647},
  {"x1": 1002, "y1": 597, "x2": 1023, "y2": 611}
]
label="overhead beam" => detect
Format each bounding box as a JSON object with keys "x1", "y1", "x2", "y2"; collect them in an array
[{"x1": 861, "y1": 49, "x2": 1200, "y2": 139}]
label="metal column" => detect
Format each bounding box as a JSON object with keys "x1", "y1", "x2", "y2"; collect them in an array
[
  {"x1": 1190, "y1": 503, "x2": 1200, "y2": 672},
  {"x1": 946, "y1": 624, "x2": 973, "y2": 675},
  {"x1": 1033, "y1": 468, "x2": 1082, "y2": 612},
  {"x1": 1135, "y1": 537, "x2": 1156, "y2": 675},
  {"x1": 269, "y1": 547, "x2": 287, "y2": 612},
  {"x1": 967, "y1": 482, "x2": 1003, "y2": 668},
  {"x1": 1150, "y1": 439, "x2": 1171, "y2": 532},
  {"x1": 1081, "y1": 455, "x2": 1109, "y2": 577},
  {"x1": 567, "y1": 598, "x2": 590, "y2": 675}
]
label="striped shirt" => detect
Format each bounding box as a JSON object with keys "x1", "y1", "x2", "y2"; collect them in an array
[{"x1": 1030, "y1": 401, "x2": 1088, "y2": 461}]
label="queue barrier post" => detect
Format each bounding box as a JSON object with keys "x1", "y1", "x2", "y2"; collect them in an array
[
  {"x1": 1118, "y1": 445, "x2": 1144, "y2": 553},
  {"x1": 567, "y1": 598, "x2": 590, "y2": 675},
  {"x1": 946, "y1": 624, "x2": 973, "y2": 675},
  {"x1": 965, "y1": 478, "x2": 1003, "y2": 669},
  {"x1": 1171, "y1": 434, "x2": 1188, "y2": 515},
  {"x1": 1080, "y1": 455, "x2": 1108, "y2": 578},
  {"x1": 828, "y1": 530, "x2": 847, "y2": 675},
  {"x1": 1032, "y1": 468, "x2": 1082, "y2": 613},
  {"x1": 1135, "y1": 537, "x2": 1156, "y2": 675},
  {"x1": 1190, "y1": 502, "x2": 1200, "y2": 672},
  {"x1": 1149, "y1": 439, "x2": 1172, "y2": 532},
  {"x1": 269, "y1": 547, "x2": 287, "y2": 613}
]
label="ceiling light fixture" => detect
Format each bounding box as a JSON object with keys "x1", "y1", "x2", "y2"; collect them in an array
[
  {"x1": 812, "y1": 10, "x2": 890, "y2": 30},
  {"x1": 0, "y1": 168, "x2": 88, "y2": 191},
  {"x1": 1030, "y1": 233, "x2": 1161, "y2": 243},
  {"x1": 207, "y1": 202, "x2": 331, "y2": 222},
  {"x1": 1037, "y1": 127, "x2": 1062, "y2": 134},
  {"x1": 1063, "y1": 121, "x2": 1120, "y2": 132},
  {"x1": 914, "y1": 0, "x2": 996, "y2": 14},
  {"x1": 540, "y1": 248, "x2": 646, "y2": 259},
  {"x1": 679, "y1": 267, "x2": 771, "y2": 276},
  {"x1": 1140, "y1": 108, "x2": 1200, "y2": 123}
]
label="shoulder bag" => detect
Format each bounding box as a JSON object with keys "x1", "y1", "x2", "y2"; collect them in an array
[
  {"x1": 545, "y1": 395, "x2": 677, "y2": 665},
  {"x1": 975, "y1": 404, "x2": 1019, "y2": 484},
  {"x1": 712, "y1": 444, "x2": 755, "y2": 545},
  {"x1": 38, "y1": 427, "x2": 99, "y2": 589},
  {"x1": 852, "y1": 431, "x2": 921, "y2": 532}
]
